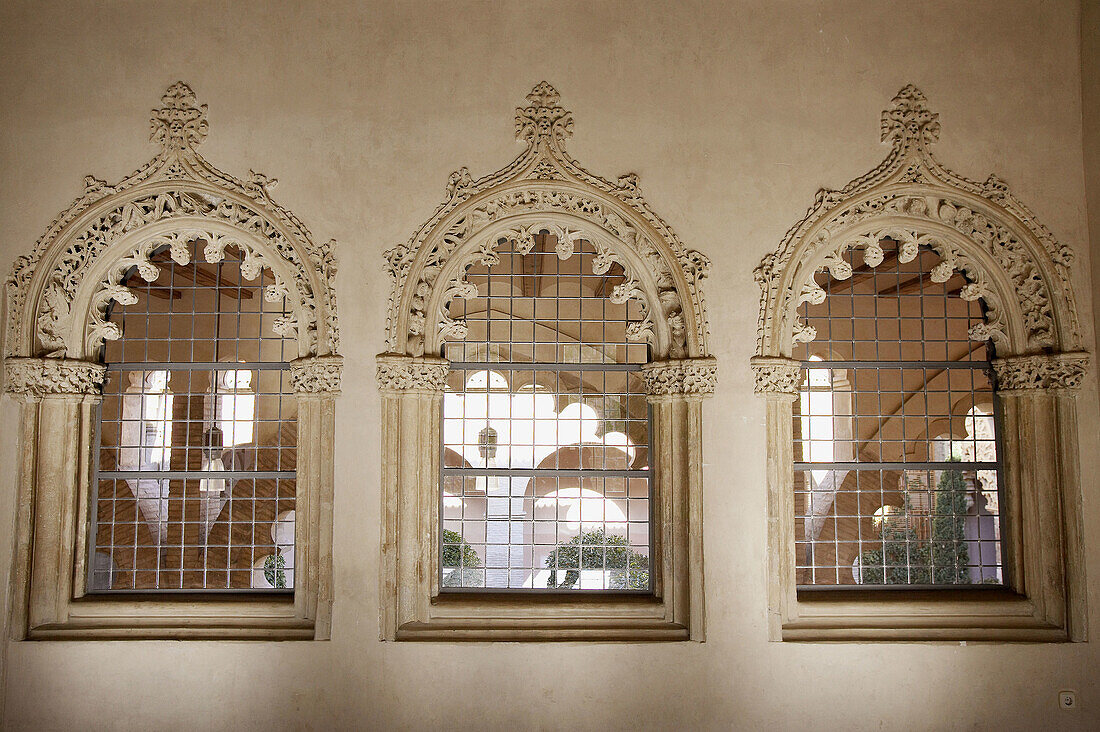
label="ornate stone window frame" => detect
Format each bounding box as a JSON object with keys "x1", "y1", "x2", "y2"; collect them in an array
[
  {"x1": 378, "y1": 83, "x2": 716, "y2": 641},
  {"x1": 752, "y1": 86, "x2": 1090, "y2": 642},
  {"x1": 1, "y1": 83, "x2": 342, "y2": 640}
]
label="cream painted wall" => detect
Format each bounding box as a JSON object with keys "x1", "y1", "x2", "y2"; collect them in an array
[{"x1": 1, "y1": 1, "x2": 1098, "y2": 729}]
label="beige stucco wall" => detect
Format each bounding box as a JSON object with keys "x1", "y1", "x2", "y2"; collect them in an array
[{"x1": 1, "y1": 1, "x2": 1097, "y2": 729}]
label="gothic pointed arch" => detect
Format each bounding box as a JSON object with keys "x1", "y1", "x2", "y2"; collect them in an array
[
  {"x1": 2, "y1": 83, "x2": 341, "y2": 640},
  {"x1": 752, "y1": 86, "x2": 1089, "y2": 642},
  {"x1": 377, "y1": 83, "x2": 715, "y2": 641},
  {"x1": 5, "y1": 82, "x2": 339, "y2": 368},
  {"x1": 383, "y1": 81, "x2": 711, "y2": 364},
  {"x1": 755, "y1": 84, "x2": 1082, "y2": 362}
]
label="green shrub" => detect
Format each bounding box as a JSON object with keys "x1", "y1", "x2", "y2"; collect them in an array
[
  {"x1": 263, "y1": 554, "x2": 287, "y2": 588},
  {"x1": 544, "y1": 528, "x2": 649, "y2": 590}
]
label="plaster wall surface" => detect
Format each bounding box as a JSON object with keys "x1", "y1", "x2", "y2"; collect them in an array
[{"x1": 1, "y1": 1, "x2": 1098, "y2": 729}]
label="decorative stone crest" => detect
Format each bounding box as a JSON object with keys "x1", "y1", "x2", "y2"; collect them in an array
[
  {"x1": 3, "y1": 82, "x2": 340, "y2": 363},
  {"x1": 150, "y1": 81, "x2": 209, "y2": 153},
  {"x1": 880, "y1": 84, "x2": 940, "y2": 151},
  {"x1": 516, "y1": 81, "x2": 574, "y2": 147},
  {"x1": 3, "y1": 357, "x2": 106, "y2": 397},
  {"x1": 376, "y1": 354, "x2": 450, "y2": 394},
  {"x1": 991, "y1": 352, "x2": 1090, "y2": 391},
  {"x1": 289, "y1": 355, "x2": 344, "y2": 394},
  {"x1": 641, "y1": 358, "x2": 717, "y2": 398},
  {"x1": 754, "y1": 85, "x2": 1083, "y2": 362},
  {"x1": 383, "y1": 83, "x2": 711, "y2": 365},
  {"x1": 750, "y1": 356, "x2": 802, "y2": 396}
]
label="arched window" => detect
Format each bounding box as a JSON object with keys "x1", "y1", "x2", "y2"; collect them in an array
[
  {"x1": 94, "y1": 241, "x2": 294, "y2": 590},
  {"x1": 3, "y1": 83, "x2": 341, "y2": 640},
  {"x1": 753, "y1": 86, "x2": 1089, "y2": 641},
  {"x1": 378, "y1": 83, "x2": 715, "y2": 641},
  {"x1": 440, "y1": 237, "x2": 650, "y2": 591}
]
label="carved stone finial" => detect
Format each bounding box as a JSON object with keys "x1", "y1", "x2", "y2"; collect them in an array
[
  {"x1": 150, "y1": 82, "x2": 209, "y2": 153},
  {"x1": 515, "y1": 81, "x2": 574, "y2": 147},
  {"x1": 881, "y1": 84, "x2": 940, "y2": 150}
]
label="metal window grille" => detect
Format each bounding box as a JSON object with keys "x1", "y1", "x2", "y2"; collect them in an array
[
  {"x1": 90, "y1": 240, "x2": 296, "y2": 592},
  {"x1": 793, "y1": 240, "x2": 1004, "y2": 587},
  {"x1": 441, "y1": 235, "x2": 652, "y2": 591}
]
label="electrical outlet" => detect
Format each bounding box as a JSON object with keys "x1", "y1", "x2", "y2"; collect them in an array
[{"x1": 1058, "y1": 690, "x2": 1077, "y2": 710}]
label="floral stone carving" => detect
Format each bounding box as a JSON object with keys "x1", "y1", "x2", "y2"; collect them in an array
[
  {"x1": 754, "y1": 84, "x2": 1083, "y2": 361},
  {"x1": 375, "y1": 354, "x2": 450, "y2": 393},
  {"x1": 641, "y1": 358, "x2": 718, "y2": 397},
  {"x1": 3, "y1": 357, "x2": 106, "y2": 396},
  {"x1": 290, "y1": 355, "x2": 344, "y2": 394},
  {"x1": 4, "y1": 82, "x2": 339, "y2": 362},
  {"x1": 991, "y1": 352, "x2": 1090, "y2": 391},
  {"x1": 382, "y1": 83, "x2": 711, "y2": 363}
]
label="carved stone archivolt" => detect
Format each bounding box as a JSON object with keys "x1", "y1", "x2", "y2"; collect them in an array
[
  {"x1": 754, "y1": 84, "x2": 1085, "y2": 363},
  {"x1": 754, "y1": 86, "x2": 1091, "y2": 643},
  {"x1": 383, "y1": 82, "x2": 712, "y2": 365},
  {"x1": 1, "y1": 83, "x2": 341, "y2": 641},
  {"x1": 3, "y1": 82, "x2": 340, "y2": 373},
  {"x1": 992, "y1": 352, "x2": 1090, "y2": 392}
]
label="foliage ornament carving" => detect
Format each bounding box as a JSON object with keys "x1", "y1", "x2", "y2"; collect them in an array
[
  {"x1": 3, "y1": 82, "x2": 340, "y2": 375},
  {"x1": 289, "y1": 355, "x2": 344, "y2": 394},
  {"x1": 382, "y1": 82, "x2": 711, "y2": 364},
  {"x1": 749, "y1": 356, "x2": 802, "y2": 396},
  {"x1": 754, "y1": 84, "x2": 1083, "y2": 362},
  {"x1": 375, "y1": 354, "x2": 449, "y2": 394},
  {"x1": 3, "y1": 357, "x2": 106, "y2": 397},
  {"x1": 991, "y1": 352, "x2": 1090, "y2": 392},
  {"x1": 641, "y1": 358, "x2": 718, "y2": 398}
]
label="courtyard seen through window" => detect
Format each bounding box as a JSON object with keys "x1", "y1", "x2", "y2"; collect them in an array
[
  {"x1": 92, "y1": 240, "x2": 297, "y2": 591},
  {"x1": 793, "y1": 239, "x2": 1003, "y2": 587},
  {"x1": 440, "y1": 234, "x2": 652, "y2": 591}
]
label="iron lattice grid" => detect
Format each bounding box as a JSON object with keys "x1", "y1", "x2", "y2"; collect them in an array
[
  {"x1": 793, "y1": 240, "x2": 1005, "y2": 587},
  {"x1": 90, "y1": 241, "x2": 297, "y2": 592},
  {"x1": 441, "y1": 235, "x2": 653, "y2": 591}
]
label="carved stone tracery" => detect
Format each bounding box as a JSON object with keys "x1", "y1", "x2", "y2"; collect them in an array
[
  {"x1": 4, "y1": 82, "x2": 340, "y2": 368},
  {"x1": 383, "y1": 83, "x2": 711, "y2": 364},
  {"x1": 754, "y1": 84, "x2": 1083, "y2": 361}
]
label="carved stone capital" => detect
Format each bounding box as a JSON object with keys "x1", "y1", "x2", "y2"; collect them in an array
[
  {"x1": 991, "y1": 352, "x2": 1090, "y2": 392},
  {"x1": 751, "y1": 356, "x2": 802, "y2": 396},
  {"x1": 376, "y1": 354, "x2": 449, "y2": 394},
  {"x1": 289, "y1": 355, "x2": 343, "y2": 394},
  {"x1": 641, "y1": 357, "x2": 717, "y2": 399},
  {"x1": 3, "y1": 357, "x2": 106, "y2": 397}
]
